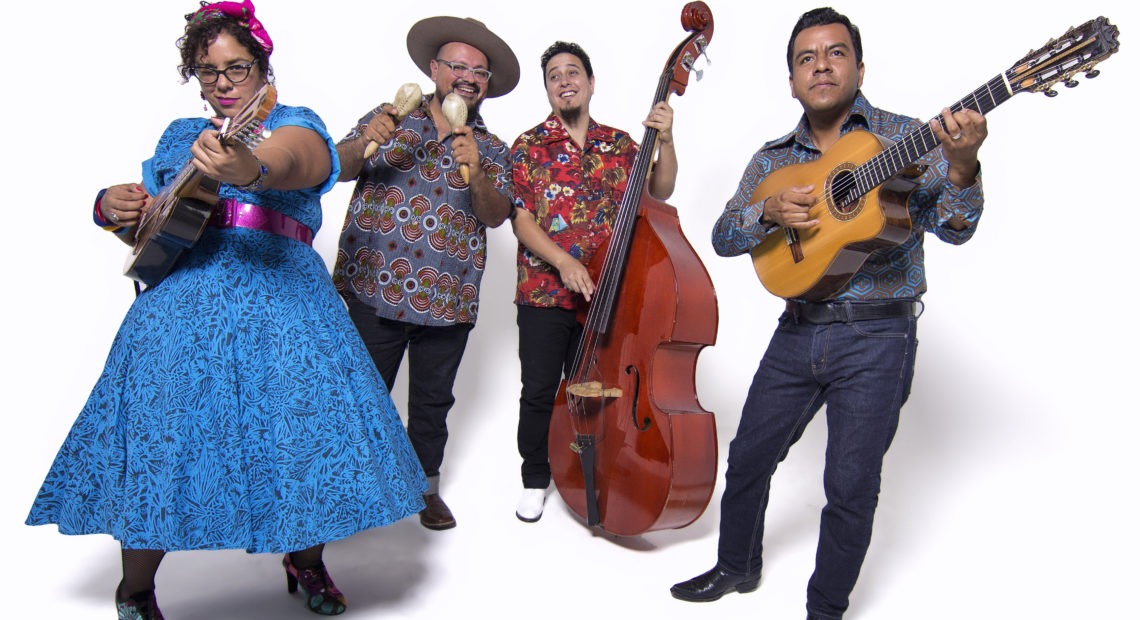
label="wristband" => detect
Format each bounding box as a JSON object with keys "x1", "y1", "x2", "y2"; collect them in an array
[
  {"x1": 233, "y1": 157, "x2": 269, "y2": 192},
  {"x1": 92, "y1": 188, "x2": 124, "y2": 233}
]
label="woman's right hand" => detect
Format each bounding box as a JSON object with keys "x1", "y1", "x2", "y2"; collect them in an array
[{"x1": 101, "y1": 183, "x2": 150, "y2": 228}]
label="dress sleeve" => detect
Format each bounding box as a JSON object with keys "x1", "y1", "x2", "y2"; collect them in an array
[{"x1": 267, "y1": 105, "x2": 341, "y2": 196}]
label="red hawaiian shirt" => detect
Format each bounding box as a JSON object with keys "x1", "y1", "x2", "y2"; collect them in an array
[{"x1": 511, "y1": 114, "x2": 638, "y2": 310}]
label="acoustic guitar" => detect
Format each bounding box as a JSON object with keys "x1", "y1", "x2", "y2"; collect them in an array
[
  {"x1": 124, "y1": 84, "x2": 277, "y2": 287},
  {"x1": 750, "y1": 17, "x2": 1119, "y2": 301}
]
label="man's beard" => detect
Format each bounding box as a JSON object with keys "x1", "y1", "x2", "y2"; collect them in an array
[{"x1": 560, "y1": 105, "x2": 583, "y2": 126}]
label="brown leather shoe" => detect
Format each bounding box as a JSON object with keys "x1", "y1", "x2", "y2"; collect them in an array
[{"x1": 419, "y1": 493, "x2": 456, "y2": 530}]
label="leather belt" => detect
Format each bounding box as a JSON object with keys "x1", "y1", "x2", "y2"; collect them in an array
[
  {"x1": 209, "y1": 199, "x2": 314, "y2": 246},
  {"x1": 786, "y1": 299, "x2": 916, "y2": 324}
]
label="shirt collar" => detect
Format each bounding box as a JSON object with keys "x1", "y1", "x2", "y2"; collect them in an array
[
  {"x1": 763, "y1": 90, "x2": 874, "y2": 153},
  {"x1": 538, "y1": 113, "x2": 621, "y2": 147}
]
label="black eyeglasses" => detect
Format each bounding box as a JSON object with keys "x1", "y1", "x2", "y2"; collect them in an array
[
  {"x1": 435, "y1": 59, "x2": 493, "y2": 82},
  {"x1": 191, "y1": 62, "x2": 255, "y2": 85}
]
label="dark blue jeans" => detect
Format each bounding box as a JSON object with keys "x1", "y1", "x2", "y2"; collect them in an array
[
  {"x1": 346, "y1": 296, "x2": 473, "y2": 479},
  {"x1": 717, "y1": 310, "x2": 918, "y2": 620}
]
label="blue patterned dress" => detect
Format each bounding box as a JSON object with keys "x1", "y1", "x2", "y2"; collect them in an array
[{"x1": 26, "y1": 104, "x2": 427, "y2": 553}]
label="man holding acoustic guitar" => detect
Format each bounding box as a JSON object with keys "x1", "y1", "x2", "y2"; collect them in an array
[{"x1": 671, "y1": 7, "x2": 987, "y2": 620}]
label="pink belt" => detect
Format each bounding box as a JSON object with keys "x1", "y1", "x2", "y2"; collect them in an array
[{"x1": 209, "y1": 199, "x2": 313, "y2": 246}]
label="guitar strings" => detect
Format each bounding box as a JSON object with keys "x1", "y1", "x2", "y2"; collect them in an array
[{"x1": 804, "y1": 73, "x2": 1009, "y2": 218}]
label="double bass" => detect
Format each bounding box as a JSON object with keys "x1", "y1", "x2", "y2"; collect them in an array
[{"x1": 548, "y1": 1, "x2": 718, "y2": 536}]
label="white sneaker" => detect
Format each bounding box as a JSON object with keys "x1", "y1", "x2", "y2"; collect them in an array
[{"x1": 516, "y1": 488, "x2": 547, "y2": 523}]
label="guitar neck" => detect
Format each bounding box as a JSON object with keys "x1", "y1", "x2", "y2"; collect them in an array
[
  {"x1": 581, "y1": 66, "x2": 674, "y2": 336},
  {"x1": 856, "y1": 73, "x2": 1014, "y2": 193}
]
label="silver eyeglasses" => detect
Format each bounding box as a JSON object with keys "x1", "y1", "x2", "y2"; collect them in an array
[{"x1": 435, "y1": 59, "x2": 492, "y2": 82}]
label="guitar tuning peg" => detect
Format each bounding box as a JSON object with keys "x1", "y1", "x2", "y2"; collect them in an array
[
  {"x1": 1064, "y1": 79, "x2": 1079, "y2": 88},
  {"x1": 1086, "y1": 69, "x2": 1100, "y2": 78},
  {"x1": 1044, "y1": 89, "x2": 1059, "y2": 97}
]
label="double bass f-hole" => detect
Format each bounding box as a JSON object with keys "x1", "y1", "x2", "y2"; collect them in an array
[{"x1": 626, "y1": 365, "x2": 650, "y2": 431}]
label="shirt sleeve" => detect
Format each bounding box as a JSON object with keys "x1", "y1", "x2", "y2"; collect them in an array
[
  {"x1": 339, "y1": 106, "x2": 382, "y2": 145},
  {"x1": 483, "y1": 134, "x2": 513, "y2": 200},
  {"x1": 711, "y1": 150, "x2": 777, "y2": 257},
  {"x1": 911, "y1": 155, "x2": 985, "y2": 245},
  {"x1": 510, "y1": 138, "x2": 537, "y2": 215}
]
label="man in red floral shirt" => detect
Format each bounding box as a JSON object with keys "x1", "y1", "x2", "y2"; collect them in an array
[{"x1": 508, "y1": 41, "x2": 679, "y2": 522}]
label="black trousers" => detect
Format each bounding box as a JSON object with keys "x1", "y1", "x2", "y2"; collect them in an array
[
  {"x1": 516, "y1": 304, "x2": 581, "y2": 489},
  {"x1": 346, "y1": 296, "x2": 473, "y2": 479}
]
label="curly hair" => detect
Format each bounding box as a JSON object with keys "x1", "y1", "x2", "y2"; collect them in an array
[
  {"x1": 176, "y1": 6, "x2": 273, "y2": 84},
  {"x1": 540, "y1": 41, "x2": 593, "y2": 79}
]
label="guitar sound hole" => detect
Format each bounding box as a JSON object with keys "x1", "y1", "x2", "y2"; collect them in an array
[{"x1": 830, "y1": 169, "x2": 858, "y2": 214}]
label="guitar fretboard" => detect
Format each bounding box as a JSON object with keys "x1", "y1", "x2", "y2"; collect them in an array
[{"x1": 851, "y1": 74, "x2": 1014, "y2": 200}]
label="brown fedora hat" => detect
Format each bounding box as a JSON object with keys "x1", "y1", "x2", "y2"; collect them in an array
[{"x1": 406, "y1": 16, "x2": 519, "y2": 99}]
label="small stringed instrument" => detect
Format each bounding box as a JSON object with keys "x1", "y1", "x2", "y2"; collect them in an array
[
  {"x1": 124, "y1": 84, "x2": 277, "y2": 287},
  {"x1": 548, "y1": 1, "x2": 718, "y2": 536},
  {"x1": 750, "y1": 17, "x2": 1120, "y2": 301}
]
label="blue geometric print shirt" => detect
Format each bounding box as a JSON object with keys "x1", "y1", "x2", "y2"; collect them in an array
[{"x1": 712, "y1": 91, "x2": 984, "y2": 301}]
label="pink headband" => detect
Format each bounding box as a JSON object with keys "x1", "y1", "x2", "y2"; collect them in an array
[{"x1": 189, "y1": 0, "x2": 274, "y2": 56}]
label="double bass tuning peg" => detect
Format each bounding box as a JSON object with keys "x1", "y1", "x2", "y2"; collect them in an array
[
  {"x1": 1044, "y1": 89, "x2": 1059, "y2": 97},
  {"x1": 1086, "y1": 69, "x2": 1100, "y2": 78},
  {"x1": 1064, "y1": 79, "x2": 1079, "y2": 88}
]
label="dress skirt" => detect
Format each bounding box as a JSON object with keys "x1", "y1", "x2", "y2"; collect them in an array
[{"x1": 27, "y1": 226, "x2": 427, "y2": 553}]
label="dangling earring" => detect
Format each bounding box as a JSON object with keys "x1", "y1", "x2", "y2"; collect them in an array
[{"x1": 200, "y1": 91, "x2": 208, "y2": 113}]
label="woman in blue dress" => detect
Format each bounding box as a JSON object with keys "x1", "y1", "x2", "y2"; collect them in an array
[{"x1": 25, "y1": 2, "x2": 427, "y2": 618}]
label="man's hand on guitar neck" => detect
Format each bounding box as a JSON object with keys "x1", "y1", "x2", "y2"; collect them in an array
[
  {"x1": 759, "y1": 184, "x2": 820, "y2": 230},
  {"x1": 929, "y1": 107, "x2": 987, "y2": 188}
]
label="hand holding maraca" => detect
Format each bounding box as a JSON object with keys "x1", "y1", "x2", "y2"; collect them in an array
[
  {"x1": 362, "y1": 82, "x2": 422, "y2": 159},
  {"x1": 441, "y1": 92, "x2": 470, "y2": 184}
]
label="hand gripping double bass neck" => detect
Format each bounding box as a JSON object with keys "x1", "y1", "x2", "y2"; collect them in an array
[{"x1": 548, "y1": 1, "x2": 718, "y2": 537}]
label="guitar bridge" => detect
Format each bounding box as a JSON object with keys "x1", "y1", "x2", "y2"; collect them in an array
[{"x1": 784, "y1": 228, "x2": 804, "y2": 263}]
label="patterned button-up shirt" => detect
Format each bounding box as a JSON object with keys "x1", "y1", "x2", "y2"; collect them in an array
[
  {"x1": 511, "y1": 114, "x2": 638, "y2": 310},
  {"x1": 713, "y1": 91, "x2": 984, "y2": 301},
  {"x1": 333, "y1": 96, "x2": 511, "y2": 325}
]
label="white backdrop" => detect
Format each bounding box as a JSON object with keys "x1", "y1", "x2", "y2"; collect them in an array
[{"x1": 3, "y1": 1, "x2": 1136, "y2": 619}]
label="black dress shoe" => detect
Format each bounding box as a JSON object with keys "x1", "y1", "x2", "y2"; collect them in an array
[
  {"x1": 419, "y1": 493, "x2": 456, "y2": 530},
  {"x1": 671, "y1": 566, "x2": 761, "y2": 602}
]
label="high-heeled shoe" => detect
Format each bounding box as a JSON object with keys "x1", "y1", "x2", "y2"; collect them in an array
[
  {"x1": 115, "y1": 588, "x2": 164, "y2": 620},
  {"x1": 283, "y1": 553, "x2": 347, "y2": 615}
]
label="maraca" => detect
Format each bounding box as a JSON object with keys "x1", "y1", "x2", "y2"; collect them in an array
[
  {"x1": 441, "y1": 92, "x2": 470, "y2": 184},
  {"x1": 363, "y1": 82, "x2": 422, "y2": 159}
]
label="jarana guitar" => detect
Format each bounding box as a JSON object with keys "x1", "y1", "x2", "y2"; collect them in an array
[
  {"x1": 124, "y1": 84, "x2": 277, "y2": 287},
  {"x1": 749, "y1": 17, "x2": 1119, "y2": 301}
]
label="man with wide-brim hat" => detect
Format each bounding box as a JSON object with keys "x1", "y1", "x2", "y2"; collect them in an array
[
  {"x1": 332, "y1": 16, "x2": 518, "y2": 532},
  {"x1": 406, "y1": 15, "x2": 519, "y2": 100}
]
